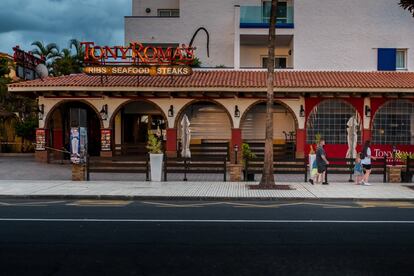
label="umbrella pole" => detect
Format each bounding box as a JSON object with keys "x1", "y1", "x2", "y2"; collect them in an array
[{"x1": 184, "y1": 158, "x2": 188, "y2": 181}]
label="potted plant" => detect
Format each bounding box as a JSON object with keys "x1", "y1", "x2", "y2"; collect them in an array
[
  {"x1": 242, "y1": 143, "x2": 256, "y2": 181},
  {"x1": 396, "y1": 151, "x2": 414, "y2": 182},
  {"x1": 146, "y1": 131, "x2": 163, "y2": 182}
]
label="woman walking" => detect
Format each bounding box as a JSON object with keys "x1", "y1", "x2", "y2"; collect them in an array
[{"x1": 361, "y1": 140, "x2": 376, "y2": 186}]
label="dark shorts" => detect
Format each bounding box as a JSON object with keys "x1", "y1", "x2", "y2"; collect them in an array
[
  {"x1": 317, "y1": 164, "x2": 326, "y2": 174},
  {"x1": 362, "y1": 164, "x2": 372, "y2": 171}
]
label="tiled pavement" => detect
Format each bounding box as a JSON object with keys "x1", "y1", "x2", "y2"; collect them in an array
[
  {"x1": 0, "y1": 155, "x2": 383, "y2": 183},
  {"x1": 0, "y1": 155, "x2": 410, "y2": 200}
]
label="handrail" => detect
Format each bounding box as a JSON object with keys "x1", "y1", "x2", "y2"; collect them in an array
[{"x1": 45, "y1": 146, "x2": 70, "y2": 154}]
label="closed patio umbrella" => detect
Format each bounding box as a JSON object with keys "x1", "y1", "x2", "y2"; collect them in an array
[
  {"x1": 181, "y1": 114, "x2": 191, "y2": 158},
  {"x1": 346, "y1": 115, "x2": 358, "y2": 159}
]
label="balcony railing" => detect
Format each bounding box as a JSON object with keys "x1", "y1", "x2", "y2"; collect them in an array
[{"x1": 240, "y1": 6, "x2": 294, "y2": 28}]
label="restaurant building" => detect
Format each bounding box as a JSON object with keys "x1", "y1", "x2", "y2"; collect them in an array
[{"x1": 7, "y1": 0, "x2": 414, "y2": 163}]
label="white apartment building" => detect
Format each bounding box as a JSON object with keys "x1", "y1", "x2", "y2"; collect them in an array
[{"x1": 125, "y1": 0, "x2": 414, "y2": 70}]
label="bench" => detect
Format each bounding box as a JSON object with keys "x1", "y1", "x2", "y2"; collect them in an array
[
  {"x1": 179, "y1": 142, "x2": 229, "y2": 160},
  {"x1": 323, "y1": 157, "x2": 387, "y2": 183},
  {"x1": 244, "y1": 157, "x2": 307, "y2": 181},
  {"x1": 164, "y1": 156, "x2": 227, "y2": 181},
  {"x1": 86, "y1": 156, "x2": 149, "y2": 181},
  {"x1": 245, "y1": 142, "x2": 296, "y2": 160}
]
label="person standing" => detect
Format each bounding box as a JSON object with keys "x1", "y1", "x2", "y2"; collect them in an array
[
  {"x1": 361, "y1": 140, "x2": 376, "y2": 186},
  {"x1": 354, "y1": 154, "x2": 364, "y2": 185},
  {"x1": 316, "y1": 138, "x2": 329, "y2": 185}
]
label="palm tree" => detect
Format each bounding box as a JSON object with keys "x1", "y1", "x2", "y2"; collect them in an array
[
  {"x1": 400, "y1": 0, "x2": 414, "y2": 15},
  {"x1": 31, "y1": 41, "x2": 60, "y2": 62},
  {"x1": 69, "y1": 38, "x2": 85, "y2": 72},
  {"x1": 53, "y1": 48, "x2": 77, "y2": 76},
  {"x1": 257, "y1": 0, "x2": 278, "y2": 188}
]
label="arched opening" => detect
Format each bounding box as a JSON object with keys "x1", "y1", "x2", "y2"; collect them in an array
[
  {"x1": 306, "y1": 99, "x2": 361, "y2": 145},
  {"x1": 372, "y1": 99, "x2": 414, "y2": 145},
  {"x1": 241, "y1": 101, "x2": 298, "y2": 158},
  {"x1": 175, "y1": 101, "x2": 232, "y2": 157},
  {"x1": 45, "y1": 101, "x2": 102, "y2": 160},
  {"x1": 111, "y1": 100, "x2": 167, "y2": 156}
]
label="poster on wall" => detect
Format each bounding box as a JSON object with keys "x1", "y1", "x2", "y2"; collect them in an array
[
  {"x1": 70, "y1": 128, "x2": 80, "y2": 164},
  {"x1": 35, "y1": 129, "x2": 46, "y2": 151},
  {"x1": 101, "y1": 129, "x2": 111, "y2": 151}
]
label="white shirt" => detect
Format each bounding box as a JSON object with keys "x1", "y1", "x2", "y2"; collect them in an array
[{"x1": 361, "y1": 147, "x2": 371, "y2": 165}]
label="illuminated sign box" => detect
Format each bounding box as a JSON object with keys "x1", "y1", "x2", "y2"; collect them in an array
[
  {"x1": 81, "y1": 41, "x2": 195, "y2": 76},
  {"x1": 84, "y1": 65, "x2": 192, "y2": 76}
]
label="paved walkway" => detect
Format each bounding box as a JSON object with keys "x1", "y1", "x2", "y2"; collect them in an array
[
  {"x1": 0, "y1": 180, "x2": 413, "y2": 200},
  {"x1": 1, "y1": 155, "x2": 411, "y2": 200}
]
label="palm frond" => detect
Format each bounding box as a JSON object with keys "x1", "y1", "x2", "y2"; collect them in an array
[{"x1": 400, "y1": 0, "x2": 414, "y2": 16}]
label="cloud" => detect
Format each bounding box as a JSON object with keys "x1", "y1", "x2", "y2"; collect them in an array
[{"x1": 0, "y1": 0, "x2": 130, "y2": 54}]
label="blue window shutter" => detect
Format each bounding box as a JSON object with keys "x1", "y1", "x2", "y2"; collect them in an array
[{"x1": 378, "y1": 48, "x2": 396, "y2": 71}]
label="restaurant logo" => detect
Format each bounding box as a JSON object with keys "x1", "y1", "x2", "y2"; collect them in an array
[{"x1": 81, "y1": 42, "x2": 194, "y2": 76}]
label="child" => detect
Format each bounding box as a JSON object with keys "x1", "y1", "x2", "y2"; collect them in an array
[
  {"x1": 354, "y1": 154, "x2": 364, "y2": 185},
  {"x1": 309, "y1": 159, "x2": 318, "y2": 185}
]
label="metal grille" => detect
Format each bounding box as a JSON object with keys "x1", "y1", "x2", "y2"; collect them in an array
[
  {"x1": 306, "y1": 100, "x2": 361, "y2": 144},
  {"x1": 178, "y1": 103, "x2": 231, "y2": 141},
  {"x1": 372, "y1": 100, "x2": 414, "y2": 145}
]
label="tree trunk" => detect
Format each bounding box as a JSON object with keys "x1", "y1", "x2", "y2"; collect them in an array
[{"x1": 259, "y1": 0, "x2": 278, "y2": 187}]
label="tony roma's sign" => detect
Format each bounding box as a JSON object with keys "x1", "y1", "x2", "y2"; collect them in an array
[
  {"x1": 84, "y1": 65, "x2": 192, "y2": 76},
  {"x1": 80, "y1": 41, "x2": 195, "y2": 76}
]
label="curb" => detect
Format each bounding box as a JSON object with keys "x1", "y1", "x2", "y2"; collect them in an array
[{"x1": 1, "y1": 194, "x2": 414, "y2": 202}]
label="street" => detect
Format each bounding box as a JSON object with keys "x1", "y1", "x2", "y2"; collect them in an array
[{"x1": 0, "y1": 199, "x2": 414, "y2": 275}]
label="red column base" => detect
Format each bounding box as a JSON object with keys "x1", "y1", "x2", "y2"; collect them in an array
[
  {"x1": 296, "y1": 129, "x2": 305, "y2": 158},
  {"x1": 166, "y1": 128, "x2": 178, "y2": 157}
]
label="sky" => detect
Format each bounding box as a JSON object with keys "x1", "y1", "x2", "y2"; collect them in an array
[{"x1": 0, "y1": 0, "x2": 130, "y2": 55}]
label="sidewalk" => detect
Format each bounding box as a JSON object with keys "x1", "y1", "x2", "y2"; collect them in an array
[{"x1": 0, "y1": 180, "x2": 413, "y2": 201}]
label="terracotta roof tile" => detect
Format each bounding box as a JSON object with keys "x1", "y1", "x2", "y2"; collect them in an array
[{"x1": 8, "y1": 70, "x2": 414, "y2": 89}]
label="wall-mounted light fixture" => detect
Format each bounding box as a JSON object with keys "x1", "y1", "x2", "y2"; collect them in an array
[
  {"x1": 100, "y1": 104, "x2": 108, "y2": 120},
  {"x1": 145, "y1": 8, "x2": 151, "y2": 13},
  {"x1": 299, "y1": 105, "x2": 305, "y2": 117},
  {"x1": 168, "y1": 105, "x2": 174, "y2": 117},
  {"x1": 234, "y1": 105, "x2": 240, "y2": 118},
  {"x1": 365, "y1": 105, "x2": 371, "y2": 117},
  {"x1": 37, "y1": 104, "x2": 44, "y2": 120}
]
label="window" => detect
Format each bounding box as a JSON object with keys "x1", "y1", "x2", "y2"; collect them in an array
[
  {"x1": 157, "y1": 9, "x2": 179, "y2": 17},
  {"x1": 262, "y1": 56, "x2": 287, "y2": 69},
  {"x1": 396, "y1": 49, "x2": 407, "y2": 70},
  {"x1": 372, "y1": 100, "x2": 414, "y2": 145},
  {"x1": 306, "y1": 100, "x2": 361, "y2": 144},
  {"x1": 377, "y1": 48, "x2": 407, "y2": 71},
  {"x1": 262, "y1": 1, "x2": 288, "y2": 23}
]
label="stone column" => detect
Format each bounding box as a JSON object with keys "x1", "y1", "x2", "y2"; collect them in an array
[
  {"x1": 72, "y1": 164, "x2": 86, "y2": 181},
  {"x1": 229, "y1": 164, "x2": 243, "y2": 182},
  {"x1": 166, "y1": 128, "x2": 177, "y2": 157}
]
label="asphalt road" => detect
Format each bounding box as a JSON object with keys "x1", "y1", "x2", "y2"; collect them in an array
[{"x1": 0, "y1": 199, "x2": 414, "y2": 276}]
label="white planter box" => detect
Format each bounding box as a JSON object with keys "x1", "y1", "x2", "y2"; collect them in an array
[{"x1": 150, "y1": 153, "x2": 164, "y2": 182}]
